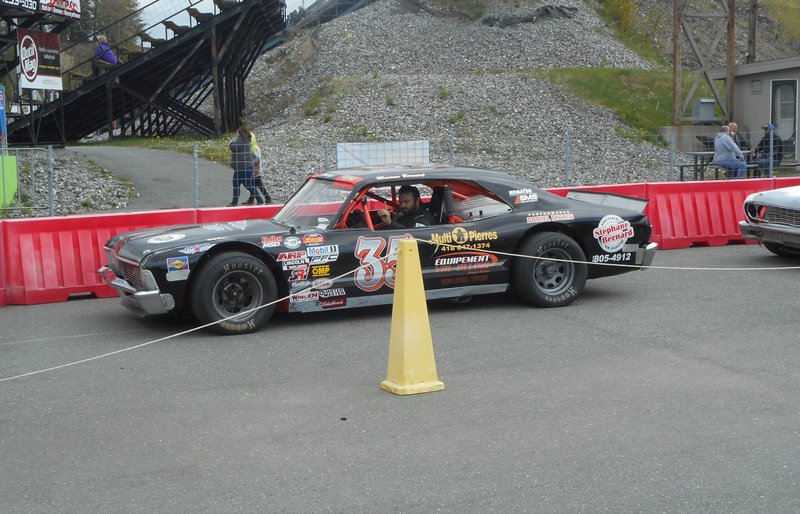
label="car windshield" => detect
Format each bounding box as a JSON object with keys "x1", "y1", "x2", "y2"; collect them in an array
[{"x1": 273, "y1": 177, "x2": 355, "y2": 228}]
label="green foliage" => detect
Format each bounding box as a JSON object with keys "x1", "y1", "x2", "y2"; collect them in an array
[
  {"x1": 345, "y1": 125, "x2": 378, "y2": 142},
  {"x1": 385, "y1": 93, "x2": 396, "y2": 106},
  {"x1": 426, "y1": 0, "x2": 486, "y2": 19},
  {"x1": 485, "y1": 104, "x2": 499, "y2": 115},
  {"x1": 596, "y1": 0, "x2": 666, "y2": 65},
  {"x1": 448, "y1": 109, "x2": 465, "y2": 124},
  {"x1": 438, "y1": 84, "x2": 450, "y2": 99},
  {"x1": 761, "y1": 0, "x2": 800, "y2": 45}
]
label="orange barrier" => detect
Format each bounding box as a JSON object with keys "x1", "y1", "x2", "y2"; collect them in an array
[{"x1": 3, "y1": 209, "x2": 196, "y2": 305}]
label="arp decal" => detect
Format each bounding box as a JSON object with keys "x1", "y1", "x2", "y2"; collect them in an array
[
  {"x1": 166, "y1": 256, "x2": 189, "y2": 272},
  {"x1": 526, "y1": 210, "x2": 575, "y2": 223},
  {"x1": 354, "y1": 235, "x2": 411, "y2": 292},
  {"x1": 147, "y1": 233, "x2": 185, "y2": 244},
  {"x1": 277, "y1": 251, "x2": 307, "y2": 261},
  {"x1": 593, "y1": 215, "x2": 634, "y2": 253},
  {"x1": 434, "y1": 251, "x2": 499, "y2": 273}
]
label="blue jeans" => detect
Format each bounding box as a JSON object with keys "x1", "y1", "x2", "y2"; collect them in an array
[
  {"x1": 755, "y1": 158, "x2": 781, "y2": 177},
  {"x1": 716, "y1": 158, "x2": 746, "y2": 179},
  {"x1": 231, "y1": 166, "x2": 261, "y2": 205}
]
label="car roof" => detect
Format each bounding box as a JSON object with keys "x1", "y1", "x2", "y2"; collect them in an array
[{"x1": 313, "y1": 164, "x2": 527, "y2": 188}]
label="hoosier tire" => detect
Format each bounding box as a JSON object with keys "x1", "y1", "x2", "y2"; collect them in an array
[
  {"x1": 512, "y1": 232, "x2": 588, "y2": 307},
  {"x1": 190, "y1": 252, "x2": 278, "y2": 335}
]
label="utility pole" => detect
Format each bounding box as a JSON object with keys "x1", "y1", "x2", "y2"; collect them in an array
[
  {"x1": 672, "y1": 0, "x2": 681, "y2": 125},
  {"x1": 727, "y1": 0, "x2": 736, "y2": 122},
  {"x1": 747, "y1": 0, "x2": 757, "y2": 63}
]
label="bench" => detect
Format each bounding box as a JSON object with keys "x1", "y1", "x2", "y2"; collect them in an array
[
  {"x1": 139, "y1": 32, "x2": 166, "y2": 48},
  {"x1": 163, "y1": 20, "x2": 191, "y2": 36},
  {"x1": 187, "y1": 7, "x2": 214, "y2": 23}
]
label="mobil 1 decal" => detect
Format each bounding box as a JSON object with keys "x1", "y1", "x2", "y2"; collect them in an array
[{"x1": 353, "y1": 234, "x2": 411, "y2": 292}]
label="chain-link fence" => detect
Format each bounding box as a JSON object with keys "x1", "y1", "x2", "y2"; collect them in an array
[{"x1": 0, "y1": 146, "x2": 55, "y2": 217}]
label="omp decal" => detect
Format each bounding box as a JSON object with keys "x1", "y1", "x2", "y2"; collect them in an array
[
  {"x1": 147, "y1": 234, "x2": 185, "y2": 244},
  {"x1": 310, "y1": 265, "x2": 330, "y2": 277},
  {"x1": 593, "y1": 215, "x2": 634, "y2": 253}
]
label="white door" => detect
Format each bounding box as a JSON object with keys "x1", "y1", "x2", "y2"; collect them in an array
[{"x1": 771, "y1": 79, "x2": 797, "y2": 159}]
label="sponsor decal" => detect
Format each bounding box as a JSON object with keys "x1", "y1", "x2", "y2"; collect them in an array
[
  {"x1": 261, "y1": 236, "x2": 283, "y2": 248},
  {"x1": 440, "y1": 274, "x2": 489, "y2": 286},
  {"x1": 593, "y1": 215, "x2": 634, "y2": 253},
  {"x1": 282, "y1": 259, "x2": 309, "y2": 271},
  {"x1": 203, "y1": 224, "x2": 231, "y2": 232},
  {"x1": 290, "y1": 280, "x2": 311, "y2": 292},
  {"x1": 317, "y1": 217, "x2": 330, "y2": 230},
  {"x1": 514, "y1": 194, "x2": 538, "y2": 204},
  {"x1": 312, "y1": 278, "x2": 333, "y2": 290},
  {"x1": 509, "y1": 188, "x2": 533, "y2": 196},
  {"x1": 284, "y1": 236, "x2": 302, "y2": 249},
  {"x1": 375, "y1": 173, "x2": 426, "y2": 180},
  {"x1": 318, "y1": 287, "x2": 345, "y2": 298},
  {"x1": 526, "y1": 210, "x2": 576, "y2": 223},
  {"x1": 290, "y1": 290, "x2": 319, "y2": 303},
  {"x1": 434, "y1": 251, "x2": 499, "y2": 273},
  {"x1": 166, "y1": 256, "x2": 190, "y2": 272},
  {"x1": 178, "y1": 243, "x2": 214, "y2": 255},
  {"x1": 430, "y1": 228, "x2": 497, "y2": 251},
  {"x1": 335, "y1": 175, "x2": 362, "y2": 184},
  {"x1": 320, "y1": 297, "x2": 347, "y2": 309},
  {"x1": 306, "y1": 245, "x2": 338, "y2": 257},
  {"x1": 147, "y1": 233, "x2": 186, "y2": 244},
  {"x1": 228, "y1": 221, "x2": 247, "y2": 230},
  {"x1": 289, "y1": 268, "x2": 308, "y2": 281},
  {"x1": 311, "y1": 265, "x2": 330, "y2": 277},
  {"x1": 277, "y1": 251, "x2": 307, "y2": 261},
  {"x1": 302, "y1": 234, "x2": 325, "y2": 246}
]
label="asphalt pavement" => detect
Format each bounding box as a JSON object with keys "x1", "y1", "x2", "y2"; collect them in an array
[
  {"x1": 66, "y1": 146, "x2": 232, "y2": 210},
  {"x1": 2, "y1": 244, "x2": 800, "y2": 512}
]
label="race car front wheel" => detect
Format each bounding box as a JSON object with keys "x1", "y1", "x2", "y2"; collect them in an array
[
  {"x1": 512, "y1": 232, "x2": 587, "y2": 307},
  {"x1": 190, "y1": 251, "x2": 278, "y2": 335}
]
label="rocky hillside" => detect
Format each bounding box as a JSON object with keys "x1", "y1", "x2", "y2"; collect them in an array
[{"x1": 244, "y1": 0, "x2": 679, "y2": 200}]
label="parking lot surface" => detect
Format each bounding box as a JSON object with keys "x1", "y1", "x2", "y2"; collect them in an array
[{"x1": 2, "y1": 245, "x2": 799, "y2": 512}]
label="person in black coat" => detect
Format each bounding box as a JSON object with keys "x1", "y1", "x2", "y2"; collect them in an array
[{"x1": 750, "y1": 123, "x2": 783, "y2": 177}]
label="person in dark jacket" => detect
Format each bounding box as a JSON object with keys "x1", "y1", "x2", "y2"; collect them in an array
[
  {"x1": 750, "y1": 123, "x2": 783, "y2": 177},
  {"x1": 377, "y1": 185, "x2": 435, "y2": 229},
  {"x1": 227, "y1": 126, "x2": 263, "y2": 206}
]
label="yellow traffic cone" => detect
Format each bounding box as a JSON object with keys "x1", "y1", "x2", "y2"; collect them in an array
[{"x1": 380, "y1": 239, "x2": 445, "y2": 395}]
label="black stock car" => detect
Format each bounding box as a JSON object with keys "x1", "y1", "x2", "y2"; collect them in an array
[{"x1": 99, "y1": 166, "x2": 658, "y2": 335}]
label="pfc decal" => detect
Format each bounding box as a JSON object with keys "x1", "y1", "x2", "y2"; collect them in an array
[
  {"x1": 593, "y1": 214, "x2": 634, "y2": 253},
  {"x1": 434, "y1": 251, "x2": 499, "y2": 273},
  {"x1": 320, "y1": 297, "x2": 346, "y2": 309},
  {"x1": 319, "y1": 287, "x2": 345, "y2": 298},
  {"x1": 302, "y1": 234, "x2": 325, "y2": 246},
  {"x1": 277, "y1": 251, "x2": 307, "y2": 261},
  {"x1": 312, "y1": 278, "x2": 333, "y2": 290},
  {"x1": 310, "y1": 265, "x2": 330, "y2": 277},
  {"x1": 284, "y1": 236, "x2": 302, "y2": 249},
  {"x1": 147, "y1": 233, "x2": 186, "y2": 244},
  {"x1": 178, "y1": 243, "x2": 214, "y2": 255},
  {"x1": 166, "y1": 256, "x2": 190, "y2": 272},
  {"x1": 526, "y1": 210, "x2": 575, "y2": 223},
  {"x1": 261, "y1": 236, "x2": 283, "y2": 248},
  {"x1": 290, "y1": 290, "x2": 319, "y2": 303}
]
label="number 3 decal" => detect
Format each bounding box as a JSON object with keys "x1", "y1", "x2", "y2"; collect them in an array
[{"x1": 354, "y1": 235, "x2": 411, "y2": 292}]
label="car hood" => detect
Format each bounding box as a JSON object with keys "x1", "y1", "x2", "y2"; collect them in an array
[
  {"x1": 106, "y1": 219, "x2": 291, "y2": 263},
  {"x1": 746, "y1": 185, "x2": 800, "y2": 209}
]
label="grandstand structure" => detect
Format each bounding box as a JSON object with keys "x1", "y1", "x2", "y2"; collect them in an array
[{"x1": 1, "y1": 0, "x2": 286, "y2": 145}]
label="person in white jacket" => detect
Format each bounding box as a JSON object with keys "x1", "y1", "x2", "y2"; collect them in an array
[{"x1": 712, "y1": 125, "x2": 746, "y2": 179}]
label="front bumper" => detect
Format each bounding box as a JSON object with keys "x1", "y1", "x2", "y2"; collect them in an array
[
  {"x1": 739, "y1": 221, "x2": 800, "y2": 248},
  {"x1": 98, "y1": 266, "x2": 175, "y2": 316},
  {"x1": 638, "y1": 242, "x2": 658, "y2": 268}
]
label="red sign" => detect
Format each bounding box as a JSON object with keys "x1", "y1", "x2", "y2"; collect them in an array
[{"x1": 17, "y1": 28, "x2": 62, "y2": 91}]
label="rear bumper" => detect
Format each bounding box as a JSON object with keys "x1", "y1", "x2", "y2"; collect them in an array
[
  {"x1": 739, "y1": 221, "x2": 800, "y2": 248},
  {"x1": 98, "y1": 266, "x2": 175, "y2": 316}
]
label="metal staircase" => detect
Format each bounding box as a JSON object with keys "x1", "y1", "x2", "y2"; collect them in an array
[{"x1": 6, "y1": 0, "x2": 286, "y2": 146}]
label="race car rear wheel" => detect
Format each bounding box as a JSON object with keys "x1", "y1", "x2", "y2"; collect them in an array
[
  {"x1": 190, "y1": 251, "x2": 278, "y2": 335},
  {"x1": 512, "y1": 232, "x2": 587, "y2": 307}
]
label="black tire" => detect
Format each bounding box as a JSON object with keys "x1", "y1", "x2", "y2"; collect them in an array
[
  {"x1": 512, "y1": 232, "x2": 588, "y2": 307},
  {"x1": 190, "y1": 251, "x2": 278, "y2": 335},
  {"x1": 763, "y1": 242, "x2": 799, "y2": 257}
]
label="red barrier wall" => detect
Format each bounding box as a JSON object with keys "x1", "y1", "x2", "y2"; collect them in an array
[
  {"x1": 3, "y1": 209, "x2": 197, "y2": 305},
  {"x1": 195, "y1": 205, "x2": 282, "y2": 223},
  {"x1": 547, "y1": 183, "x2": 649, "y2": 200},
  {"x1": 0, "y1": 220, "x2": 6, "y2": 307}
]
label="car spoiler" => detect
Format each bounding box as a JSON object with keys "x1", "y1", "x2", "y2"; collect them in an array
[{"x1": 566, "y1": 190, "x2": 649, "y2": 214}]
